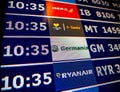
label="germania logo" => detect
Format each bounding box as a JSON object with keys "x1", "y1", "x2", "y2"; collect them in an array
[
  {"x1": 56, "y1": 69, "x2": 93, "y2": 78},
  {"x1": 52, "y1": 45, "x2": 88, "y2": 52},
  {"x1": 51, "y1": 45, "x2": 59, "y2": 52},
  {"x1": 52, "y1": 7, "x2": 74, "y2": 13}
]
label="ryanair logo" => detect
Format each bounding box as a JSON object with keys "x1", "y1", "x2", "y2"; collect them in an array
[{"x1": 56, "y1": 69, "x2": 93, "y2": 78}]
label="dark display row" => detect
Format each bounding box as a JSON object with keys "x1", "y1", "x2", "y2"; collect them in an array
[
  {"x1": 7, "y1": 0, "x2": 120, "y2": 11},
  {"x1": 1, "y1": 38, "x2": 120, "y2": 65},
  {"x1": 4, "y1": 15, "x2": 120, "y2": 37},
  {"x1": 6, "y1": 0, "x2": 120, "y2": 21},
  {"x1": 1, "y1": 59, "x2": 120, "y2": 92}
]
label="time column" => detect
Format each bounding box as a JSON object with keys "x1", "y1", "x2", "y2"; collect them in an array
[{"x1": 1, "y1": 0, "x2": 56, "y2": 92}]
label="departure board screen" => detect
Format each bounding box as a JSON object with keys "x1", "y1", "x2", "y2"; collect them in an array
[{"x1": 0, "y1": 0, "x2": 120, "y2": 92}]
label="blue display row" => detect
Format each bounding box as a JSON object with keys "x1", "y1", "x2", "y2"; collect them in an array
[
  {"x1": 6, "y1": 0, "x2": 120, "y2": 22},
  {"x1": 45, "y1": 0, "x2": 120, "y2": 11},
  {"x1": 4, "y1": 15, "x2": 120, "y2": 37},
  {"x1": 1, "y1": 59, "x2": 120, "y2": 92},
  {"x1": 1, "y1": 38, "x2": 120, "y2": 65},
  {"x1": 6, "y1": 0, "x2": 120, "y2": 11}
]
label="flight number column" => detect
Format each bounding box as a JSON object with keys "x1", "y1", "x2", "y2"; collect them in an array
[{"x1": 77, "y1": 0, "x2": 120, "y2": 91}]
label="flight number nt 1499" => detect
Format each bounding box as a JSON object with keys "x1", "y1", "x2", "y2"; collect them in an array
[
  {"x1": 3, "y1": 45, "x2": 49, "y2": 57},
  {"x1": 1, "y1": 72, "x2": 52, "y2": 91},
  {"x1": 90, "y1": 44, "x2": 120, "y2": 52}
]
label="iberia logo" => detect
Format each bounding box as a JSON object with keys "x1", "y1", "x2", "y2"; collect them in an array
[{"x1": 46, "y1": 1, "x2": 80, "y2": 18}]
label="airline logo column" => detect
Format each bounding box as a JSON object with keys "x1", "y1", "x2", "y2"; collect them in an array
[
  {"x1": 46, "y1": 1, "x2": 90, "y2": 61},
  {"x1": 46, "y1": 1, "x2": 97, "y2": 91}
]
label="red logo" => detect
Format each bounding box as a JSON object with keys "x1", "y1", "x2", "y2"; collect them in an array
[{"x1": 46, "y1": 1, "x2": 80, "y2": 19}]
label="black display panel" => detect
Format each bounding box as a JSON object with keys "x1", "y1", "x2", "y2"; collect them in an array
[{"x1": 1, "y1": 0, "x2": 120, "y2": 92}]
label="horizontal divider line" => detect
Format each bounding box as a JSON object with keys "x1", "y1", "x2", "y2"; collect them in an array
[
  {"x1": 1, "y1": 62, "x2": 53, "y2": 68},
  {"x1": 1, "y1": 56, "x2": 120, "y2": 68},
  {"x1": 3, "y1": 36, "x2": 51, "y2": 38},
  {"x1": 91, "y1": 56, "x2": 120, "y2": 61},
  {"x1": 3, "y1": 36, "x2": 120, "y2": 39},
  {"x1": 86, "y1": 37, "x2": 120, "y2": 39},
  {"x1": 6, "y1": 13, "x2": 120, "y2": 24}
]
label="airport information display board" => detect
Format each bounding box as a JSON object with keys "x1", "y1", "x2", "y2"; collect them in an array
[{"x1": 0, "y1": 0, "x2": 120, "y2": 92}]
